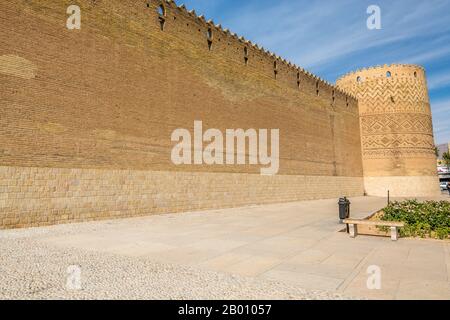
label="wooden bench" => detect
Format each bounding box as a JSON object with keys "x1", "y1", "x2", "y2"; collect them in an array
[{"x1": 343, "y1": 219, "x2": 405, "y2": 241}]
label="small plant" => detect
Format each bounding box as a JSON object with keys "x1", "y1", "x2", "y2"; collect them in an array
[
  {"x1": 443, "y1": 152, "x2": 450, "y2": 170},
  {"x1": 379, "y1": 200, "x2": 450, "y2": 239},
  {"x1": 434, "y1": 146, "x2": 440, "y2": 157}
]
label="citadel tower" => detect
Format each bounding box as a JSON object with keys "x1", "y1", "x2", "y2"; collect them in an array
[{"x1": 337, "y1": 64, "x2": 440, "y2": 197}]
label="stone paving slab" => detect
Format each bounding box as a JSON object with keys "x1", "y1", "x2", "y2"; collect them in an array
[{"x1": 1, "y1": 196, "x2": 449, "y2": 299}]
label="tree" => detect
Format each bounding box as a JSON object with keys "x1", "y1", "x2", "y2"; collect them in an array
[
  {"x1": 443, "y1": 152, "x2": 450, "y2": 170},
  {"x1": 434, "y1": 146, "x2": 440, "y2": 158}
]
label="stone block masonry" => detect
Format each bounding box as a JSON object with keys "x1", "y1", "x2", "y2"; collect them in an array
[{"x1": 0, "y1": 166, "x2": 364, "y2": 229}]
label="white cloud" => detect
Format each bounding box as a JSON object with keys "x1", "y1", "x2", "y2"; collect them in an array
[
  {"x1": 428, "y1": 73, "x2": 450, "y2": 90},
  {"x1": 183, "y1": 0, "x2": 450, "y2": 143},
  {"x1": 214, "y1": 0, "x2": 450, "y2": 69},
  {"x1": 431, "y1": 98, "x2": 450, "y2": 144}
]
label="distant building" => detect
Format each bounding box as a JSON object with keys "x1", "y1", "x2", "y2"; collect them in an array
[
  {"x1": 437, "y1": 143, "x2": 450, "y2": 182},
  {"x1": 437, "y1": 143, "x2": 449, "y2": 160}
]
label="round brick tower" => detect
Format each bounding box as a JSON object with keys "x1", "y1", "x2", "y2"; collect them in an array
[{"x1": 336, "y1": 64, "x2": 440, "y2": 197}]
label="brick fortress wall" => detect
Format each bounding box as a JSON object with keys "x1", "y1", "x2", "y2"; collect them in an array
[{"x1": 0, "y1": 0, "x2": 364, "y2": 228}]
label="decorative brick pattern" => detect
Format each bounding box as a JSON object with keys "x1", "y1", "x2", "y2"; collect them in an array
[
  {"x1": 337, "y1": 65, "x2": 435, "y2": 159},
  {"x1": 337, "y1": 65, "x2": 440, "y2": 196},
  {"x1": 337, "y1": 65, "x2": 437, "y2": 160}
]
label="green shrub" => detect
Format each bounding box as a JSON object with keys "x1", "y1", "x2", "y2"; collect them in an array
[{"x1": 380, "y1": 200, "x2": 450, "y2": 239}]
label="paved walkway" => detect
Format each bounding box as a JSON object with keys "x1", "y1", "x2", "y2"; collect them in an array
[{"x1": 2, "y1": 196, "x2": 450, "y2": 299}]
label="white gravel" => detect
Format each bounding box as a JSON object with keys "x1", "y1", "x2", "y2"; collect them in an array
[{"x1": 0, "y1": 223, "x2": 361, "y2": 300}]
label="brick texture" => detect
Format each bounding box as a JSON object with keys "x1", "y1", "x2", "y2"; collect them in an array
[
  {"x1": 337, "y1": 65, "x2": 440, "y2": 196},
  {"x1": 0, "y1": 0, "x2": 365, "y2": 228}
]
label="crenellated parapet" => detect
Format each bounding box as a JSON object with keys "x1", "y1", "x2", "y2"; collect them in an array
[
  {"x1": 143, "y1": 0, "x2": 357, "y2": 108},
  {"x1": 336, "y1": 64, "x2": 426, "y2": 84},
  {"x1": 336, "y1": 64, "x2": 430, "y2": 116}
]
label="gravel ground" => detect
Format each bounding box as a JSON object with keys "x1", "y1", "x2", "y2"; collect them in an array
[{"x1": 0, "y1": 222, "x2": 360, "y2": 300}]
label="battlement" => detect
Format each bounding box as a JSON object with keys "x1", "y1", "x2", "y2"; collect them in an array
[
  {"x1": 143, "y1": 0, "x2": 357, "y2": 106},
  {"x1": 336, "y1": 64, "x2": 426, "y2": 85}
]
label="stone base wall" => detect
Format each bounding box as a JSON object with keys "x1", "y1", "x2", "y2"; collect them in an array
[
  {"x1": 0, "y1": 166, "x2": 364, "y2": 229},
  {"x1": 364, "y1": 176, "x2": 441, "y2": 197}
]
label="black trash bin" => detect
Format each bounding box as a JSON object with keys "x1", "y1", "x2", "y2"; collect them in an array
[{"x1": 338, "y1": 197, "x2": 351, "y2": 223}]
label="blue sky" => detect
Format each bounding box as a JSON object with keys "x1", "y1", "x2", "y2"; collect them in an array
[{"x1": 180, "y1": 0, "x2": 450, "y2": 144}]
